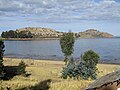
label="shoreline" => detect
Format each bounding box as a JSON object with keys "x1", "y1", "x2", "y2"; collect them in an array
[
  {"x1": 0, "y1": 38, "x2": 60, "y2": 41},
  {"x1": 3, "y1": 57, "x2": 120, "y2": 65},
  {"x1": 0, "y1": 37, "x2": 118, "y2": 41}
]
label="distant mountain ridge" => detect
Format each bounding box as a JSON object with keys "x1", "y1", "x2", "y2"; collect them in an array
[{"x1": 1, "y1": 27, "x2": 114, "y2": 38}]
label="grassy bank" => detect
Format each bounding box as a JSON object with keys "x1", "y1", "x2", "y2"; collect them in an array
[{"x1": 1, "y1": 58, "x2": 120, "y2": 90}]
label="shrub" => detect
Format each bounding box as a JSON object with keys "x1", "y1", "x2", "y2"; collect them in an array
[
  {"x1": 61, "y1": 50, "x2": 99, "y2": 80},
  {"x1": 60, "y1": 31, "x2": 75, "y2": 65},
  {"x1": 17, "y1": 61, "x2": 26, "y2": 75},
  {"x1": 82, "y1": 50, "x2": 100, "y2": 79},
  {"x1": 82, "y1": 50, "x2": 100, "y2": 66},
  {"x1": 61, "y1": 61, "x2": 97, "y2": 80},
  {"x1": 76, "y1": 62, "x2": 97, "y2": 80},
  {"x1": 0, "y1": 41, "x2": 5, "y2": 79},
  {"x1": 61, "y1": 60, "x2": 76, "y2": 79}
]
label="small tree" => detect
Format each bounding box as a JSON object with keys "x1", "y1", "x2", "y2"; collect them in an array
[
  {"x1": 17, "y1": 61, "x2": 26, "y2": 75},
  {"x1": 0, "y1": 41, "x2": 5, "y2": 79},
  {"x1": 60, "y1": 32, "x2": 75, "y2": 65},
  {"x1": 82, "y1": 50, "x2": 100, "y2": 79},
  {"x1": 83, "y1": 50, "x2": 99, "y2": 66}
]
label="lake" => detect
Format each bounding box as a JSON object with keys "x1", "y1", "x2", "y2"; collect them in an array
[{"x1": 4, "y1": 38, "x2": 120, "y2": 64}]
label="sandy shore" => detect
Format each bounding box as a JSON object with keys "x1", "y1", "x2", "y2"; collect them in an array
[
  {"x1": 3, "y1": 57, "x2": 120, "y2": 66},
  {"x1": 3, "y1": 58, "x2": 64, "y2": 66}
]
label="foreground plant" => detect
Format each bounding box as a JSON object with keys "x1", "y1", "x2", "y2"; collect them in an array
[
  {"x1": 61, "y1": 50, "x2": 100, "y2": 80},
  {"x1": 0, "y1": 40, "x2": 5, "y2": 80},
  {"x1": 60, "y1": 31, "x2": 75, "y2": 65},
  {"x1": 17, "y1": 61, "x2": 26, "y2": 76}
]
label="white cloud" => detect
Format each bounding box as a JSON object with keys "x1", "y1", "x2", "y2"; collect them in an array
[{"x1": 0, "y1": 0, "x2": 120, "y2": 22}]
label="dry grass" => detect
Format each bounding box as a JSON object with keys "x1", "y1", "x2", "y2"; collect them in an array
[{"x1": 0, "y1": 58, "x2": 120, "y2": 90}]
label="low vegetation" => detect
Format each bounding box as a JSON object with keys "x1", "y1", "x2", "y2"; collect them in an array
[
  {"x1": 0, "y1": 58, "x2": 120, "y2": 90},
  {"x1": 17, "y1": 61, "x2": 26, "y2": 76}
]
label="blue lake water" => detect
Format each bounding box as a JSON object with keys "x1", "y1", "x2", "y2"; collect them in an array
[{"x1": 4, "y1": 38, "x2": 120, "y2": 63}]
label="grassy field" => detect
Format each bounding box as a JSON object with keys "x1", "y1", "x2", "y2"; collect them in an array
[{"x1": 0, "y1": 58, "x2": 120, "y2": 90}]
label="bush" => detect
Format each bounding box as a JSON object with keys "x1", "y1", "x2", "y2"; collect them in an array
[
  {"x1": 61, "y1": 61, "x2": 97, "y2": 80},
  {"x1": 0, "y1": 41, "x2": 5, "y2": 79},
  {"x1": 61, "y1": 60, "x2": 76, "y2": 79},
  {"x1": 61, "y1": 50, "x2": 99, "y2": 80},
  {"x1": 83, "y1": 50, "x2": 100, "y2": 66},
  {"x1": 82, "y1": 50, "x2": 100, "y2": 79},
  {"x1": 17, "y1": 61, "x2": 26, "y2": 75},
  {"x1": 76, "y1": 62, "x2": 97, "y2": 80}
]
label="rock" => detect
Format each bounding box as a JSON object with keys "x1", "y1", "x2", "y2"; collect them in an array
[{"x1": 86, "y1": 70, "x2": 120, "y2": 90}]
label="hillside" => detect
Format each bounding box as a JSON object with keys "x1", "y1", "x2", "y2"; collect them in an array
[
  {"x1": 16, "y1": 27, "x2": 63, "y2": 38},
  {"x1": 1, "y1": 27, "x2": 114, "y2": 39},
  {"x1": 76, "y1": 29, "x2": 113, "y2": 38}
]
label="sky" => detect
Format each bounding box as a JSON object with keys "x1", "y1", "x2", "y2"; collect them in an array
[{"x1": 0, "y1": 0, "x2": 120, "y2": 36}]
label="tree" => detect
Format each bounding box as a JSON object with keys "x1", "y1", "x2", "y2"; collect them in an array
[
  {"x1": 1, "y1": 30, "x2": 33, "y2": 38},
  {"x1": 0, "y1": 40, "x2": 5, "y2": 79},
  {"x1": 1, "y1": 32, "x2": 5, "y2": 38},
  {"x1": 27, "y1": 31, "x2": 33, "y2": 38},
  {"x1": 83, "y1": 50, "x2": 100, "y2": 66},
  {"x1": 82, "y1": 50, "x2": 100, "y2": 79},
  {"x1": 1, "y1": 31, "x2": 8, "y2": 38},
  {"x1": 17, "y1": 61, "x2": 26, "y2": 75},
  {"x1": 7, "y1": 30, "x2": 18, "y2": 38},
  {"x1": 18, "y1": 31, "x2": 33, "y2": 38},
  {"x1": 60, "y1": 32, "x2": 75, "y2": 65},
  {"x1": 1, "y1": 30, "x2": 18, "y2": 38}
]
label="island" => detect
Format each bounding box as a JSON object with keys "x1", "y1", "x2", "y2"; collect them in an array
[{"x1": 1, "y1": 27, "x2": 113, "y2": 40}]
